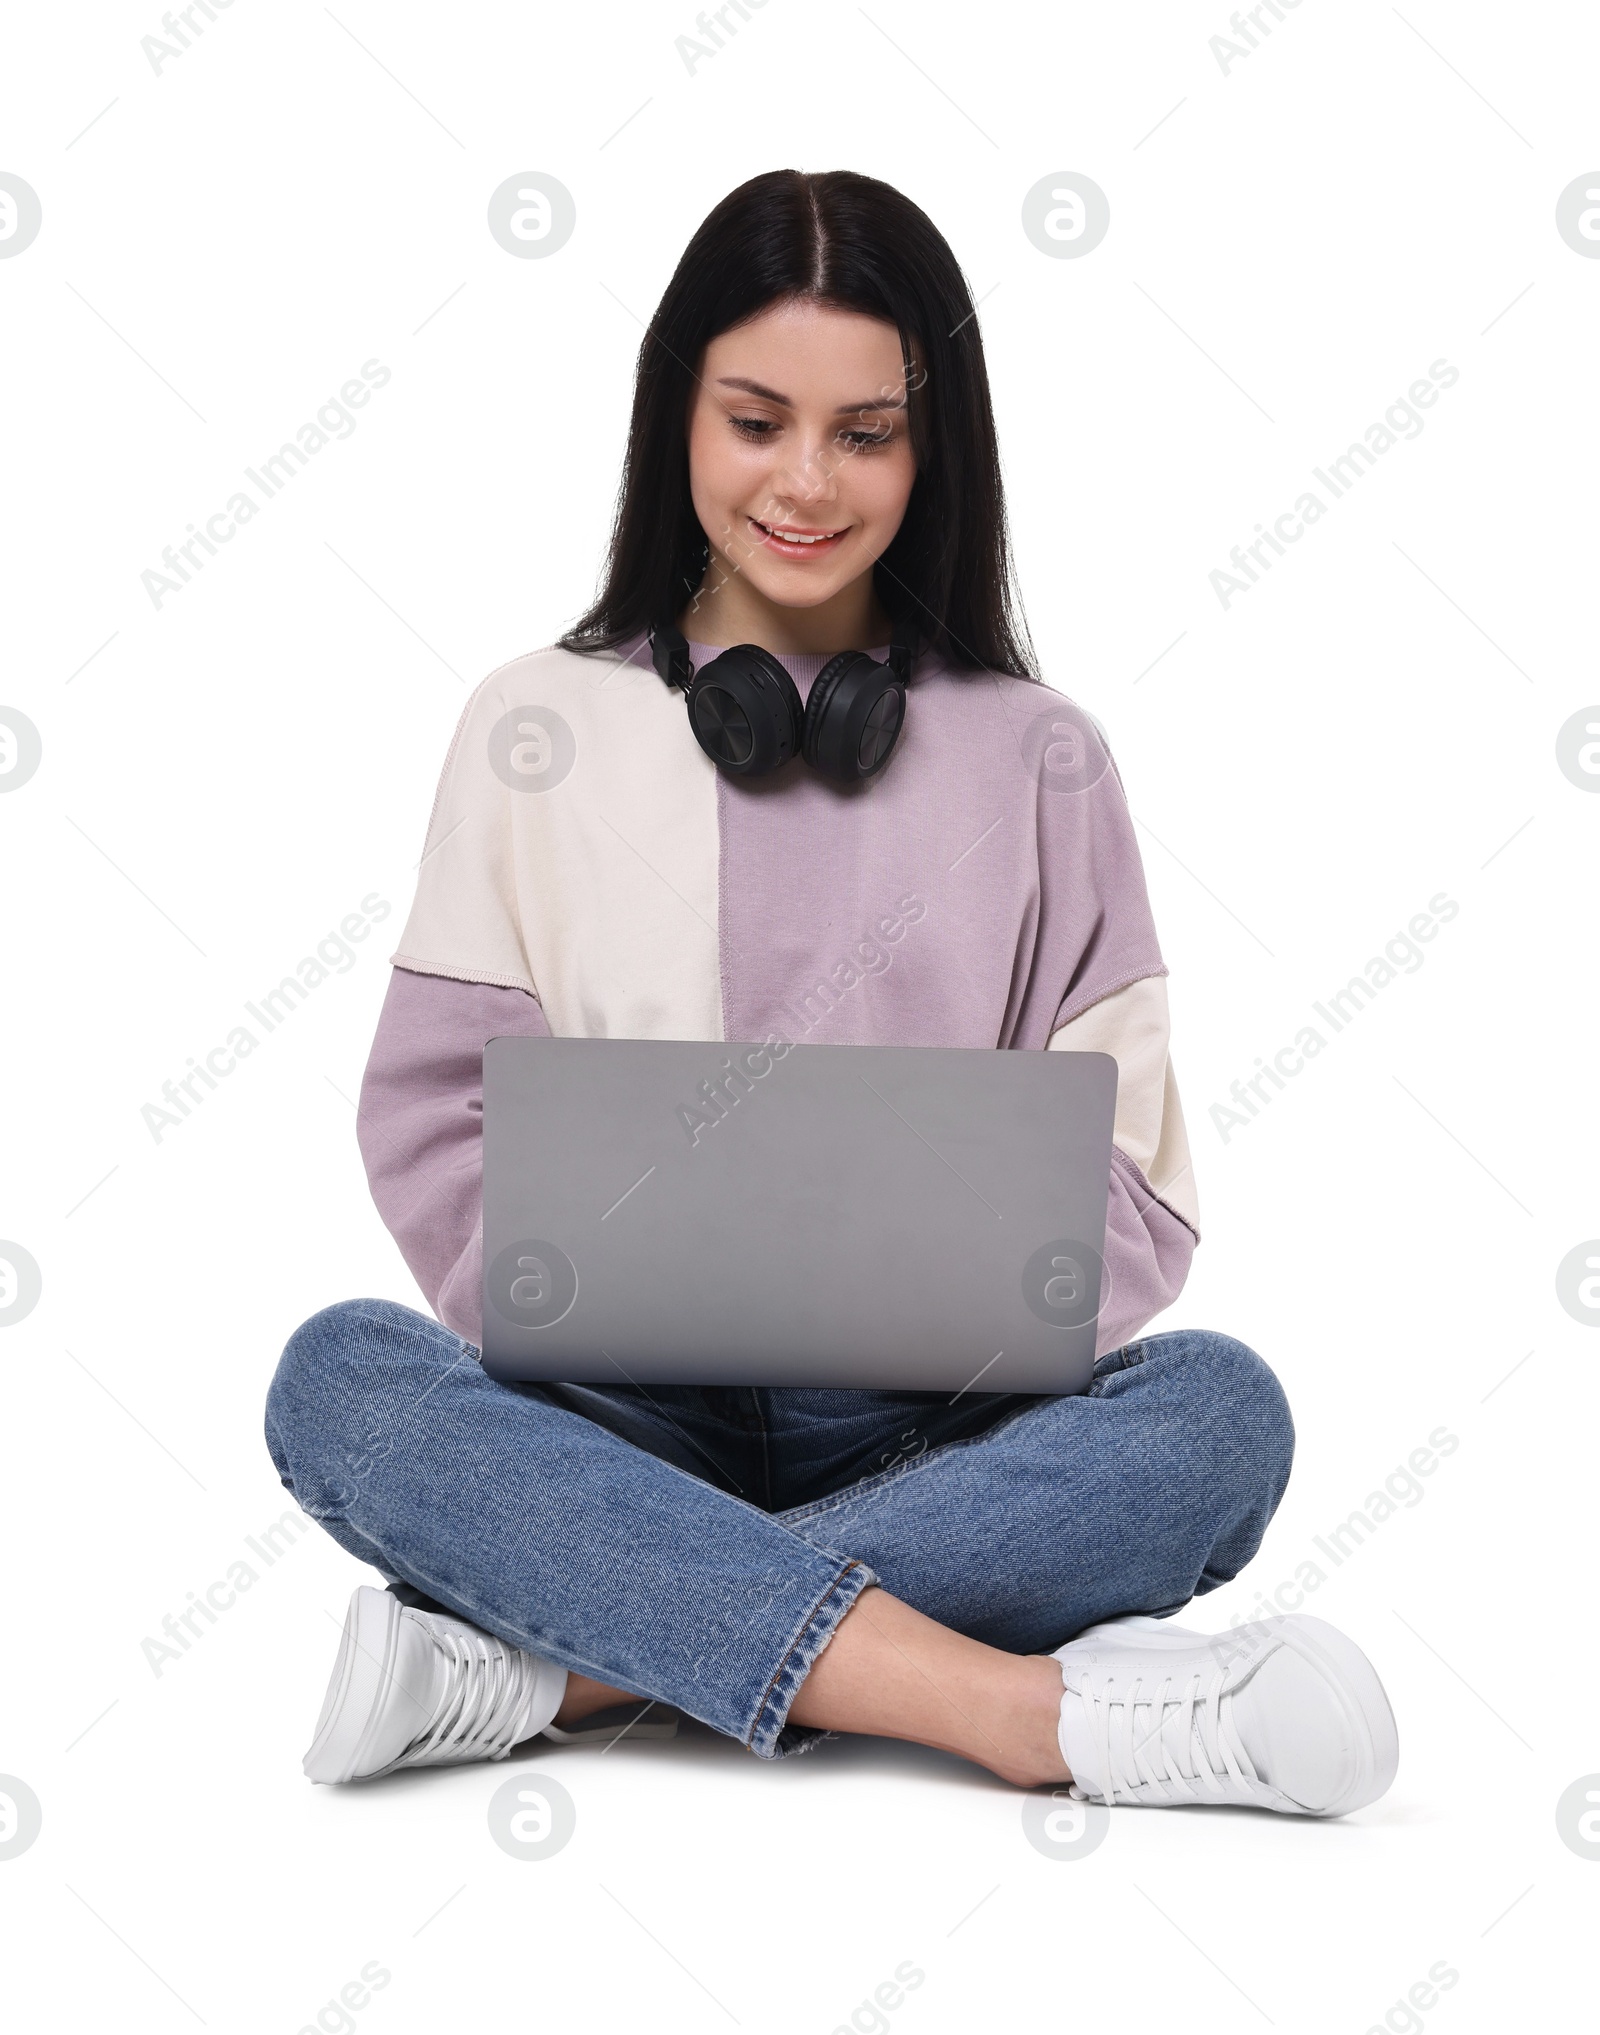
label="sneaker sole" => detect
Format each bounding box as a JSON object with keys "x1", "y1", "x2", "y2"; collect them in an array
[
  {"x1": 302, "y1": 1586, "x2": 405, "y2": 1785},
  {"x1": 541, "y1": 1702, "x2": 680, "y2": 1746}
]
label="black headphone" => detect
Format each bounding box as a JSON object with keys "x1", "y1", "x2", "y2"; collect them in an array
[{"x1": 649, "y1": 613, "x2": 917, "y2": 784}]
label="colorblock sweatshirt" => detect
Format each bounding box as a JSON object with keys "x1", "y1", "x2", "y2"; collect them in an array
[{"x1": 357, "y1": 629, "x2": 1201, "y2": 1358}]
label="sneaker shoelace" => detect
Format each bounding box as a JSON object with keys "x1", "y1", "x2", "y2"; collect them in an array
[
  {"x1": 1067, "y1": 1663, "x2": 1261, "y2": 1806},
  {"x1": 400, "y1": 1621, "x2": 544, "y2": 1768}
]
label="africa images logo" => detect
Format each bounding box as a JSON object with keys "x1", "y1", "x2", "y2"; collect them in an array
[{"x1": 487, "y1": 1240, "x2": 579, "y2": 1333}]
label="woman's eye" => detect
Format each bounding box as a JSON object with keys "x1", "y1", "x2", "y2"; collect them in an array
[{"x1": 727, "y1": 417, "x2": 892, "y2": 448}]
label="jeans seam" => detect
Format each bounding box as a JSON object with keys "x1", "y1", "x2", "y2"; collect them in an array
[
  {"x1": 745, "y1": 1558, "x2": 871, "y2": 1755},
  {"x1": 775, "y1": 1400, "x2": 1046, "y2": 1532},
  {"x1": 1088, "y1": 1338, "x2": 1148, "y2": 1390}
]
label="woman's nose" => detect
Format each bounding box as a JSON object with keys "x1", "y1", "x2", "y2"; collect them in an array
[{"x1": 773, "y1": 435, "x2": 842, "y2": 505}]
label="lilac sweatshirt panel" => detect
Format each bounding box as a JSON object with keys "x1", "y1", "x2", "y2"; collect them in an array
[
  {"x1": 707, "y1": 650, "x2": 1164, "y2": 1052},
  {"x1": 357, "y1": 965, "x2": 548, "y2": 1346}
]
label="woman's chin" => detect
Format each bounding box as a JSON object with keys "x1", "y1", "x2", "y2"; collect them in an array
[{"x1": 726, "y1": 551, "x2": 874, "y2": 616}]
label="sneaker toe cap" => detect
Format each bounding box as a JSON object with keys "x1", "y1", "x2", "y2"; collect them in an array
[{"x1": 1239, "y1": 1622, "x2": 1399, "y2": 1814}]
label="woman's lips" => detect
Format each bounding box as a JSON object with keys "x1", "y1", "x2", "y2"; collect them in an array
[{"x1": 747, "y1": 516, "x2": 850, "y2": 557}]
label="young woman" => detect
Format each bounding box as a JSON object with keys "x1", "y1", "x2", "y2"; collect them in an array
[{"x1": 265, "y1": 170, "x2": 1398, "y2": 1813}]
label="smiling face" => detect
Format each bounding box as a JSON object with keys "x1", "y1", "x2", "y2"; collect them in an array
[{"x1": 681, "y1": 296, "x2": 919, "y2": 650}]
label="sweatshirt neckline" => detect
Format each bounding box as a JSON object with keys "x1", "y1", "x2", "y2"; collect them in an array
[
  {"x1": 604, "y1": 628, "x2": 903, "y2": 697},
  {"x1": 685, "y1": 637, "x2": 893, "y2": 693}
]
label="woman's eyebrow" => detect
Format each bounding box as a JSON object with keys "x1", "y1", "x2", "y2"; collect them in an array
[{"x1": 715, "y1": 375, "x2": 906, "y2": 412}]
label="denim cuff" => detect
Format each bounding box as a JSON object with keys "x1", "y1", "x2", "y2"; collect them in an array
[{"x1": 745, "y1": 1557, "x2": 877, "y2": 1760}]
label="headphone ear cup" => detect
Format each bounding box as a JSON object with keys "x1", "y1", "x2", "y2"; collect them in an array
[
  {"x1": 684, "y1": 647, "x2": 804, "y2": 775},
  {"x1": 802, "y1": 653, "x2": 907, "y2": 783}
]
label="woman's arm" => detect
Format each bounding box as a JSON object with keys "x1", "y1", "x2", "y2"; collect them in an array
[{"x1": 356, "y1": 964, "x2": 550, "y2": 1346}]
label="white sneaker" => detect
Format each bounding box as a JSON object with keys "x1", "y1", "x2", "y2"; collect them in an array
[
  {"x1": 304, "y1": 1586, "x2": 570, "y2": 1784},
  {"x1": 1053, "y1": 1612, "x2": 1399, "y2": 1816}
]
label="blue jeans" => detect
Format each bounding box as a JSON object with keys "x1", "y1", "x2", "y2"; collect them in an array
[{"x1": 264, "y1": 1301, "x2": 1294, "y2": 1759}]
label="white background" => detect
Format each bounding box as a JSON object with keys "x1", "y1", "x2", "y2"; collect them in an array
[{"x1": 2, "y1": 1, "x2": 1597, "y2": 2028}]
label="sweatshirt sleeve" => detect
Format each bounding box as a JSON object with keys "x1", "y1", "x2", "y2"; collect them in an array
[
  {"x1": 356, "y1": 964, "x2": 550, "y2": 1346},
  {"x1": 1014, "y1": 691, "x2": 1201, "y2": 1359},
  {"x1": 1047, "y1": 965, "x2": 1200, "y2": 1359}
]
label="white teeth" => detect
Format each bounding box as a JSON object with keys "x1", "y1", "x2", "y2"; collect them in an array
[{"x1": 760, "y1": 524, "x2": 837, "y2": 545}]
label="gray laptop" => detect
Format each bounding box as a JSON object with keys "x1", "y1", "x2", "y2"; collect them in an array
[{"x1": 481, "y1": 1037, "x2": 1117, "y2": 1394}]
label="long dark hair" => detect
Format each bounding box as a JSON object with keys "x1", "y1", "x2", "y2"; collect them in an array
[{"x1": 559, "y1": 169, "x2": 1037, "y2": 678}]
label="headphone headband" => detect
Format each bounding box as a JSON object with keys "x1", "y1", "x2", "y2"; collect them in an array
[
  {"x1": 886, "y1": 611, "x2": 917, "y2": 686},
  {"x1": 648, "y1": 614, "x2": 917, "y2": 692},
  {"x1": 649, "y1": 619, "x2": 693, "y2": 691}
]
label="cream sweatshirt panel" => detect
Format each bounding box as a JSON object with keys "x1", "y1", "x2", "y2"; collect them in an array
[
  {"x1": 392, "y1": 643, "x2": 724, "y2": 1041},
  {"x1": 1048, "y1": 974, "x2": 1200, "y2": 1234}
]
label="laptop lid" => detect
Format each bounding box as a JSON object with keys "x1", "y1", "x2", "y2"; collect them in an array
[{"x1": 481, "y1": 1036, "x2": 1117, "y2": 1393}]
